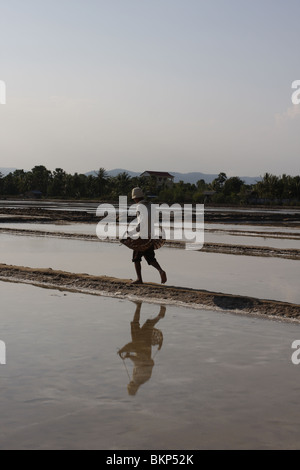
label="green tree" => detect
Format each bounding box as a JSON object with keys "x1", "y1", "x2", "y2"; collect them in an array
[
  {"x1": 31, "y1": 165, "x2": 51, "y2": 195},
  {"x1": 196, "y1": 179, "x2": 206, "y2": 191},
  {"x1": 223, "y1": 177, "x2": 244, "y2": 195},
  {"x1": 49, "y1": 168, "x2": 67, "y2": 198},
  {"x1": 0, "y1": 172, "x2": 3, "y2": 194},
  {"x1": 211, "y1": 172, "x2": 227, "y2": 192},
  {"x1": 96, "y1": 168, "x2": 108, "y2": 197},
  {"x1": 11, "y1": 169, "x2": 28, "y2": 194},
  {"x1": 114, "y1": 172, "x2": 131, "y2": 195},
  {"x1": 255, "y1": 173, "x2": 280, "y2": 200},
  {"x1": 2, "y1": 173, "x2": 18, "y2": 195}
]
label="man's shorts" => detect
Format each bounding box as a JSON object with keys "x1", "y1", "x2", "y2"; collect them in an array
[{"x1": 132, "y1": 248, "x2": 156, "y2": 265}]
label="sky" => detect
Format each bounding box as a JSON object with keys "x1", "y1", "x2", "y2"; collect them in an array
[{"x1": 1, "y1": 0, "x2": 300, "y2": 176}]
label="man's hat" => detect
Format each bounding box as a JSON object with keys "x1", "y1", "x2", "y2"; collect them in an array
[{"x1": 132, "y1": 187, "x2": 144, "y2": 199}]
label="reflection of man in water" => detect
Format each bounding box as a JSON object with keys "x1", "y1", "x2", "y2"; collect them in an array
[{"x1": 118, "y1": 301, "x2": 166, "y2": 396}]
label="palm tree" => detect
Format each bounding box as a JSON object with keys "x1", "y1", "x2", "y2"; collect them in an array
[
  {"x1": 115, "y1": 172, "x2": 131, "y2": 194},
  {"x1": 97, "y1": 167, "x2": 108, "y2": 197}
]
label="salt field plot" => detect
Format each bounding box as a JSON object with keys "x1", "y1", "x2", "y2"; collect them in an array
[
  {"x1": 0, "y1": 223, "x2": 300, "y2": 250},
  {"x1": 0, "y1": 233, "x2": 300, "y2": 303},
  {"x1": 0, "y1": 222, "x2": 97, "y2": 235},
  {"x1": 1, "y1": 281, "x2": 300, "y2": 450},
  {"x1": 207, "y1": 223, "x2": 300, "y2": 234},
  {"x1": 205, "y1": 232, "x2": 300, "y2": 250}
]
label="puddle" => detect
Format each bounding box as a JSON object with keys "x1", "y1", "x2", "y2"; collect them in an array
[
  {"x1": 1, "y1": 281, "x2": 300, "y2": 449},
  {"x1": 0, "y1": 233, "x2": 300, "y2": 304}
]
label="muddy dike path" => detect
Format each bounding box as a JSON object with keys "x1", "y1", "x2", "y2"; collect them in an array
[
  {"x1": 0, "y1": 264, "x2": 299, "y2": 322},
  {"x1": 0, "y1": 206, "x2": 300, "y2": 225}
]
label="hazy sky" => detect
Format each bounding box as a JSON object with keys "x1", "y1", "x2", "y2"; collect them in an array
[{"x1": 1, "y1": 0, "x2": 300, "y2": 176}]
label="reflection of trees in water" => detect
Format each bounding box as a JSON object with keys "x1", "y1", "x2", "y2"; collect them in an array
[{"x1": 118, "y1": 301, "x2": 166, "y2": 396}]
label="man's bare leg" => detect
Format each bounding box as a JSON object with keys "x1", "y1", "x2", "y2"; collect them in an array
[
  {"x1": 132, "y1": 261, "x2": 143, "y2": 284},
  {"x1": 150, "y1": 305, "x2": 166, "y2": 325},
  {"x1": 132, "y1": 301, "x2": 142, "y2": 324},
  {"x1": 150, "y1": 260, "x2": 167, "y2": 284}
]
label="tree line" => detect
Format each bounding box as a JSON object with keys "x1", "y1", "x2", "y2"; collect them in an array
[{"x1": 0, "y1": 166, "x2": 300, "y2": 205}]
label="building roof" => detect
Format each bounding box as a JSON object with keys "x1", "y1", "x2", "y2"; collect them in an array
[{"x1": 140, "y1": 171, "x2": 174, "y2": 179}]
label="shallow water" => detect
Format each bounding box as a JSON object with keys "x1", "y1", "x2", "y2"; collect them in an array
[
  {"x1": 205, "y1": 232, "x2": 300, "y2": 249},
  {"x1": 0, "y1": 222, "x2": 97, "y2": 235},
  {"x1": 0, "y1": 233, "x2": 300, "y2": 303},
  {"x1": 205, "y1": 207, "x2": 300, "y2": 214},
  {"x1": 1, "y1": 222, "x2": 300, "y2": 250},
  {"x1": 0, "y1": 281, "x2": 300, "y2": 450},
  {"x1": 207, "y1": 223, "x2": 300, "y2": 234}
]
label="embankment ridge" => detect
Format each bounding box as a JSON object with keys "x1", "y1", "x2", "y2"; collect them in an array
[{"x1": 0, "y1": 263, "x2": 299, "y2": 321}]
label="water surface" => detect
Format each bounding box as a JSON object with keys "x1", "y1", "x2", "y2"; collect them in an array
[
  {"x1": 1, "y1": 222, "x2": 300, "y2": 250},
  {"x1": 1, "y1": 281, "x2": 300, "y2": 449}
]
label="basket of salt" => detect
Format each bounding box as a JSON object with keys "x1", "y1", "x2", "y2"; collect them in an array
[{"x1": 120, "y1": 237, "x2": 165, "y2": 252}]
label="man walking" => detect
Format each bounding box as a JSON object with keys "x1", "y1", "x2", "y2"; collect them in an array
[{"x1": 130, "y1": 187, "x2": 167, "y2": 285}]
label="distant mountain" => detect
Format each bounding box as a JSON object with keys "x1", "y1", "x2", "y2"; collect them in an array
[
  {"x1": 239, "y1": 175, "x2": 262, "y2": 185},
  {"x1": 107, "y1": 168, "x2": 140, "y2": 178},
  {"x1": 87, "y1": 168, "x2": 140, "y2": 178},
  {"x1": 171, "y1": 172, "x2": 218, "y2": 184},
  {"x1": 0, "y1": 167, "x2": 16, "y2": 176},
  {"x1": 88, "y1": 169, "x2": 261, "y2": 185}
]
